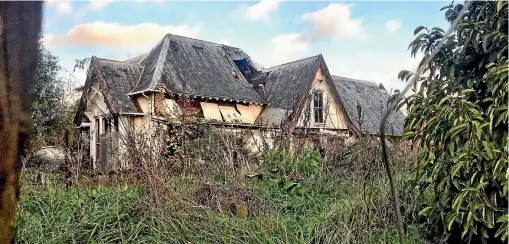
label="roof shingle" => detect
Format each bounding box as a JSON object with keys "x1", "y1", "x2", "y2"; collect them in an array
[
  {"x1": 96, "y1": 58, "x2": 143, "y2": 113},
  {"x1": 332, "y1": 76, "x2": 405, "y2": 136},
  {"x1": 258, "y1": 55, "x2": 320, "y2": 109},
  {"x1": 129, "y1": 34, "x2": 263, "y2": 103}
]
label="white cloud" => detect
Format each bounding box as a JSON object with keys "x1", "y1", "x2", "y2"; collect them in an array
[
  {"x1": 46, "y1": 0, "x2": 72, "y2": 15},
  {"x1": 88, "y1": 0, "x2": 115, "y2": 11},
  {"x1": 43, "y1": 22, "x2": 201, "y2": 48},
  {"x1": 301, "y1": 4, "x2": 365, "y2": 40},
  {"x1": 271, "y1": 33, "x2": 309, "y2": 64},
  {"x1": 385, "y1": 19, "x2": 402, "y2": 32},
  {"x1": 241, "y1": 0, "x2": 280, "y2": 21}
]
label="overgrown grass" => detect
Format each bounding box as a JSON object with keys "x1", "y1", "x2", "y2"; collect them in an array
[{"x1": 16, "y1": 138, "x2": 427, "y2": 243}]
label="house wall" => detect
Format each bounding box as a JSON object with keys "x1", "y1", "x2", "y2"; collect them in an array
[
  {"x1": 296, "y1": 68, "x2": 349, "y2": 130},
  {"x1": 257, "y1": 107, "x2": 289, "y2": 126},
  {"x1": 83, "y1": 87, "x2": 110, "y2": 169},
  {"x1": 148, "y1": 93, "x2": 264, "y2": 125}
]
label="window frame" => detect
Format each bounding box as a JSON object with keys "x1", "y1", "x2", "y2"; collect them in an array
[
  {"x1": 312, "y1": 90, "x2": 325, "y2": 124},
  {"x1": 95, "y1": 118, "x2": 100, "y2": 161}
]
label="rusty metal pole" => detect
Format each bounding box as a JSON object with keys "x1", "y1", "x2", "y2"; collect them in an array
[{"x1": 0, "y1": 2, "x2": 42, "y2": 243}]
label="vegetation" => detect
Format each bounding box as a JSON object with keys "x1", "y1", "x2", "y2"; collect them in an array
[
  {"x1": 31, "y1": 38, "x2": 76, "y2": 147},
  {"x1": 15, "y1": 2, "x2": 508, "y2": 244},
  {"x1": 398, "y1": 1, "x2": 508, "y2": 243},
  {"x1": 16, "y1": 133, "x2": 426, "y2": 243}
]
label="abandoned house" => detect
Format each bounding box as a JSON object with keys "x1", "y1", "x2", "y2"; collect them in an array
[{"x1": 74, "y1": 33, "x2": 405, "y2": 170}]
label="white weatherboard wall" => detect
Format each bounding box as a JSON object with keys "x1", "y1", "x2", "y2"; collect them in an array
[{"x1": 296, "y1": 68, "x2": 348, "y2": 130}]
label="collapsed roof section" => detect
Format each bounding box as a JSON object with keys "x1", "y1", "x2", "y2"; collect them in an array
[{"x1": 128, "y1": 34, "x2": 264, "y2": 104}]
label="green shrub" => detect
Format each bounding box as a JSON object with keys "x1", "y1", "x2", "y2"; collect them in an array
[
  {"x1": 17, "y1": 148, "x2": 426, "y2": 243},
  {"x1": 398, "y1": 1, "x2": 508, "y2": 243}
]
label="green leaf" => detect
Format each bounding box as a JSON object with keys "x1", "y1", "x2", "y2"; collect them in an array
[
  {"x1": 462, "y1": 187, "x2": 477, "y2": 192},
  {"x1": 419, "y1": 206, "x2": 433, "y2": 216},
  {"x1": 497, "y1": 0, "x2": 504, "y2": 12},
  {"x1": 461, "y1": 89, "x2": 475, "y2": 94},
  {"x1": 447, "y1": 213, "x2": 460, "y2": 230},
  {"x1": 451, "y1": 161, "x2": 464, "y2": 177},
  {"x1": 496, "y1": 214, "x2": 509, "y2": 223},
  {"x1": 414, "y1": 26, "x2": 426, "y2": 35},
  {"x1": 438, "y1": 96, "x2": 451, "y2": 106},
  {"x1": 462, "y1": 216, "x2": 471, "y2": 237},
  {"x1": 482, "y1": 141, "x2": 494, "y2": 159},
  {"x1": 431, "y1": 27, "x2": 445, "y2": 33},
  {"x1": 476, "y1": 182, "x2": 488, "y2": 191}
]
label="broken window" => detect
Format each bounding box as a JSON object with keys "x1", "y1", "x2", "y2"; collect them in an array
[
  {"x1": 104, "y1": 118, "x2": 111, "y2": 133},
  {"x1": 313, "y1": 91, "x2": 324, "y2": 124}
]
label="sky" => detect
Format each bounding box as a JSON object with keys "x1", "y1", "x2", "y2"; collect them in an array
[{"x1": 42, "y1": 0, "x2": 451, "y2": 92}]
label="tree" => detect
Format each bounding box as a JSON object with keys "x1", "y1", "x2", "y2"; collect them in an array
[
  {"x1": 398, "y1": 1, "x2": 507, "y2": 243},
  {"x1": 31, "y1": 39, "x2": 67, "y2": 147},
  {"x1": 0, "y1": 2, "x2": 42, "y2": 243}
]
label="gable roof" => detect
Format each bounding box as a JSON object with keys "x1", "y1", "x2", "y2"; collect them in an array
[
  {"x1": 253, "y1": 54, "x2": 361, "y2": 134},
  {"x1": 128, "y1": 34, "x2": 263, "y2": 104},
  {"x1": 332, "y1": 76, "x2": 405, "y2": 136},
  {"x1": 260, "y1": 55, "x2": 321, "y2": 110},
  {"x1": 95, "y1": 58, "x2": 143, "y2": 113},
  {"x1": 74, "y1": 57, "x2": 144, "y2": 123}
]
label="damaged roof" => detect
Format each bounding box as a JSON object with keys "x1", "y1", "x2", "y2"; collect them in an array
[
  {"x1": 77, "y1": 33, "x2": 406, "y2": 136},
  {"x1": 332, "y1": 76, "x2": 405, "y2": 136},
  {"x1": 257, "y1": 55, "x2": 321, "y2": 109},
  {"x1": 129, "y1": 34, "x2": 263, "y2": 104},
  {"x1": 96, "y1": 58, "x2": 143, "y2": 113}
]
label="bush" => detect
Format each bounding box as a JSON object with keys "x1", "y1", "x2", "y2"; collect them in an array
[
  {"x1": 17, "y1": 139, "x2": 427, "y2": 244},
  {"x1": 399, "y1": 1, "x2": 508, "y2": 243}
]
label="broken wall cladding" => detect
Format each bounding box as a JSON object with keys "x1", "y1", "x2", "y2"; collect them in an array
[
  {"x1": 154, "y1": 92, "x2": 262, "y2": 124},
  {"x1": 176, "y1": 100, "x2": 202, "y2": 117}
]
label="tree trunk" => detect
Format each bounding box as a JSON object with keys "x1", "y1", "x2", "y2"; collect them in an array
[{"x1": 0, "y1": 2, "x2": 42, "y2": 243}]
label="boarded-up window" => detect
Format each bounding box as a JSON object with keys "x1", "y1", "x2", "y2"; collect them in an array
[
  {"x1": 218, "y1": 105, "x2": 242, "y2": 123},
  {"x1": 236, "y1": 104, "x2": 255, "y2": 124},
  {"x1": 200, "y1": 102, "x2": 223, "y2": 121}
]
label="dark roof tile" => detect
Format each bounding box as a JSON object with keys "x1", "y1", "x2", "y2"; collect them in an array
[
  {"x1": 96, "y1": 58, "x2": 143, "y2": 113},
  {"x1": 332, "y1": 75, "x2": 405, "y2": 136},
  {"x1": 130, "y1": 34, "x2": 263, "y2": 103},
  {"x1": 259, "y1": 55, "x2": 320, "y2": 109}
]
